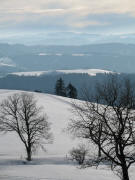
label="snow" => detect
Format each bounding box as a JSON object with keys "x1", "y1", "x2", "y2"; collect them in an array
[
  {"x1": 11, "y1": 69, "x2": 113, "y2": 76},
  {"x1": 0, "y1": 90, "x2": 134, "y2": 180},
  {"x1": 71, "y1": 54, "x2": 93, "y2": 57},
  {"x1": 72, "y1": 54, "x2": 86, "y2": 56},
  {"x1": 0, "y1": 57, "x2": 16, "y2": 67},
  {"x1": 38, "y1": 53, "x2": 63, "y2": 56},
  {"x1": 0, "y1": 63, "x2": 15, "y2": 67},
  {"x1": 56, "y1": 69, "x2": 113, "y2": 76},
  {"x1": 39, "y1": 53, "x2": 49, "y2": 56},
  {"x1": 11, "y1": 71, "x2": 48, "y2": 76}
]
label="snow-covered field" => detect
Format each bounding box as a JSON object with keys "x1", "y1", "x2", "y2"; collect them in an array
[
  {"x1": 0, "y1": 90, "x2": 134, "y2": 180},
  {"x1": 0, "y1": 57, "x2": 16, "y2": 67},
  {"x1": 11, "y1": 69, "x2": 113, "y2": 77}
]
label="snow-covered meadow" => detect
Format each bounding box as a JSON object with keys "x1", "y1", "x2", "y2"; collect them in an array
[
  {"x1": 11, "y1": 69, "x2": 113, "y2": 77},
  {"x1": 0, "y1": 90, "x2": 134, "y2": 180}
]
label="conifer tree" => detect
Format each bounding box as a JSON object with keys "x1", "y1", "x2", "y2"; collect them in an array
[
  {"x1": 55, "y1": 78, "x2": 67, "y2": 97},
  {"x1": 66, "y1": 83, "x2": 77, "y2": 99}
]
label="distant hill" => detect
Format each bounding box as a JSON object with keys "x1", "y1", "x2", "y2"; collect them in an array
[
  {"x1": 0, "y1": 70, "x2": 134, "y2": 99},
  {"x1": 11, "y1": 69, "x2": 113, "y2": 76},
  {"x1": 0, "y1": 43, "x2": 135, "y2": 73}
]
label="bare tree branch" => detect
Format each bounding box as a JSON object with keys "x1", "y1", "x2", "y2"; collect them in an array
[{"x1": 0, "y1": 92, "x2": 52, "y2": 161}]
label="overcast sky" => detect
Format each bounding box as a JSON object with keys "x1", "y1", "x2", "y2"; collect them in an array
[{"x1": 0, "y1": 0, "x2": 135, "y2": 35}]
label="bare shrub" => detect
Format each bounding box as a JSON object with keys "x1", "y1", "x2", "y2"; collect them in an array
[{"x1": 69, "y1": 144, "x2": 88, "y2": 165}]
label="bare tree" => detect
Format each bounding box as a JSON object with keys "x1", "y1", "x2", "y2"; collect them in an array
[
  {"x1": 0, "y1": 93, "x2": 52, "y2": 161},
  {"x1": 69, "y1": 144, "x2": 88, "y2": 165},
  {"x1": 68, "y1": 76, "x2": 135, "y2": 180}
]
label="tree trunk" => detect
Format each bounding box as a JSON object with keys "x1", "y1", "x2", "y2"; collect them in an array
[
  {"x1": 26, "y1": 147, "x2": 32, "y2": 161},
  {"x1": 122, "y1": 165, "x2": 129, "y2": 180},
  {"x1": 98, "y1": 145, "x2": 101, "y2": 158}
]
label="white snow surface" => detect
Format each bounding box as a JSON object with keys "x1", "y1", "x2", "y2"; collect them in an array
[
  {"x1": 0, "y1": 57, "x2": 16, "y2": 67},
  {"x1": 11, "y1": 71, "x2": 49, "y2": 76},
  {"x1": 11, "y1": 69, "x2": 113, "y2": 76},
  {"x1": 0, "y1": 63, "x2": 15, "y2": 67},
  {"x1": 0, "y1": 90, "x2": 134, "y2": 180},
  {"x1": 56, "y1": 69, "x2": 113, "y2": 76}
]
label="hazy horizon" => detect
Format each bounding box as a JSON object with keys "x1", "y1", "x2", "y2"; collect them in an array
[{"x1": 0, "y1": 0, "x2": 135, "y2": 45}]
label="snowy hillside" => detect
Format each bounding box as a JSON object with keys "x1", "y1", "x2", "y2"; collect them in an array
[
  {"x1": 11, "y1": 69, "x2": 113, "y2": 77},
  {"x1": 0, "y1": 57, "x2": 16, "y2": 67},
  {"x1": 0, "y1": 90, "x2": 133, "y2": 180}
]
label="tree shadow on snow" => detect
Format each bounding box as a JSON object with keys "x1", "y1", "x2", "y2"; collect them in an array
[{"x1": 0, "y1": 156, "x2": 75, "y2": 167}]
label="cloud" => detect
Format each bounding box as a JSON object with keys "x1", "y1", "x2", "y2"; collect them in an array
[
  {"x1": 0, "y1": 0, "x2": 135, "y2": 32},
  {"x1": 1, "y1": 0, "x2": 135, "y2": 15},
  {"x1": 70, "y1": 21, "x2": 107, "y2": 28}
]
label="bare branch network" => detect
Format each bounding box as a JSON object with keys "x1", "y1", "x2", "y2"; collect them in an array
[
  {"x1": 0, "y1": 93, "x2": 52, "y2": 161},
  {"x1": 68, "y1": 76, "x2": 135, "y2": 180}
]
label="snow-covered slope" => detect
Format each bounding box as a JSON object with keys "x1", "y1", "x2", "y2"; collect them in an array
[
  {"x1": 0, "y1": 57, "x2": 16, "y2": 67},
  {"x1": 11, "y1": 69, "x2": 113, "y2": 77},
  {"x1": 56, "y1": 69, "x2": 113, "y2": 76},
  {"x1": 0, "y1": 90, "x2": 131, "y2": 180},
  {"x1": 0, "y1": 90, "x2": 76, "y2": 157}
]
